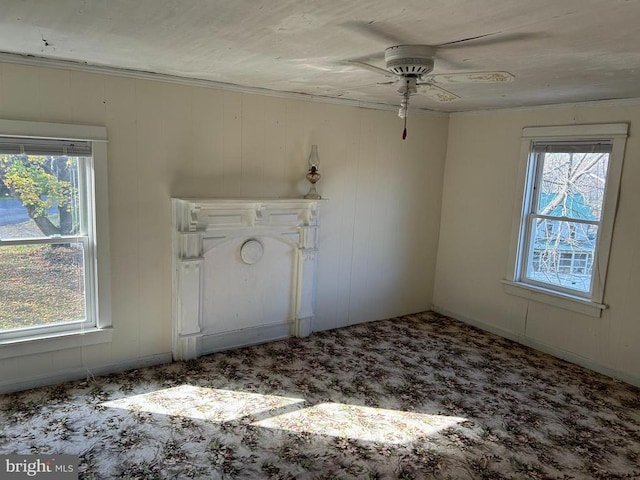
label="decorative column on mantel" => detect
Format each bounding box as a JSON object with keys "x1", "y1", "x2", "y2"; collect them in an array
[{"x1": 172, "y1": 198, "x2": 322, "y2": 361}]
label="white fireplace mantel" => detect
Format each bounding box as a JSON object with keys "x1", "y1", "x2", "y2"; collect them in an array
[{"x1": 172, "y1": 198, "x2": 322, "y2": 360}]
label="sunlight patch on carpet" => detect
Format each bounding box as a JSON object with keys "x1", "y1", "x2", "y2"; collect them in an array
[
  {"x1": 103, "y1": 386, "x2": 466, "y2": 443},
  {"x1": 253, "y1": 402, "x2": 467, "y2": 443},
  {"x1": 102, "y1": 385, "x2": 305, "y2": 422}
]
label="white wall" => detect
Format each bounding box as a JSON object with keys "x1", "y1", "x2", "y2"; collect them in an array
[
  {"x1": 7, "y1": 60, "x2": 635, "y2": 393},
  {"x1": 433, "y1": 102, "x2": 640, "y2": 386},
  {"x1": 0, "y1": 62, "x2": 448, "y2": 390}
]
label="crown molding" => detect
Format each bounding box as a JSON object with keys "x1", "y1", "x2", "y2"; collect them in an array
[
  {"x1": 0, "y1": 52, "x2": 446, "y2": 117},
  {"x1": 451, "y1": 96, "x2": 640, "y2": 116},
  {"x1": 2, "y1": 52, "x2": 636, "y2": 118}
]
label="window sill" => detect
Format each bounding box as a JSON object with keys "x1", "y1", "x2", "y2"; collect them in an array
[
  {"x1": 0, "y1": 328, "x2": 112, "y2": 360},
  {"x1": 502, "y1": 280, "x2": 606, "y2": 318}
]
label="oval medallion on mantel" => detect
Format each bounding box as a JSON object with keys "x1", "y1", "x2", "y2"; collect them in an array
[{"x1": 240, "y1": 239, "x2": 264, "y2": 265}]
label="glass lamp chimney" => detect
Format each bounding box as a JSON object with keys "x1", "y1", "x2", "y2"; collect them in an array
[{"x1": 308, "y1": 144, "x2": 320, "y2": 171}]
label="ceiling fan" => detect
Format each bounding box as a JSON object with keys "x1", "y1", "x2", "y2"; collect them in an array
[{"x1": 343, "y1": 23, "x2": 524, "y2": 138}]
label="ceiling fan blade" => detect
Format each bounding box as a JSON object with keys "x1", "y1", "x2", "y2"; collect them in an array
[
  {"x1": 438, "y1": 32, "x2": 495, "y2": 46},
  {"x1": 431, "y1": 53, "x2": 474, "y2": 72},
  {"x1": 344, "y1": 60, "x2": 395, "y2": 78},
  {"x1": 350, "y1": 52, "x2": 385, "y2": 64},
  {"x1": 340, "y1": 20, "x2": 415, "y2": 46},
  {"x1": 419, "y1": 84, "x2": 460, "y2": 103},
  {"x1": 426, "y1": 71, "x2": 515, "y2": 84},
  {"x1": 318, "y1": 79, "x2": 397, "y2": 96},
  {"x1": 437, "y1": 32, "x2": 537, "y2": 49}
]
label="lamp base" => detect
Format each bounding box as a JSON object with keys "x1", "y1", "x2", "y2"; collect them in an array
[
  {"x1": 305, "y1": 170, "x2": 321, "y2": 199},
  {"x1": 304, "y1": 185, "x2": 321, "y2": 199}
]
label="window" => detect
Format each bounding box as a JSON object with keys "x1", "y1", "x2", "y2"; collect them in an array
[
  {"x1": 504, "y1": 123, "x2": 627, "y2": 317},
  {"x1": 0, "y1": 119, "x2": 111, "y2": 354}
]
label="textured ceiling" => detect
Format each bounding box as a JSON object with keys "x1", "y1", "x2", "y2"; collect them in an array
[{"x1": 1, "y1": 0, "x2": 639, "y2": 112}]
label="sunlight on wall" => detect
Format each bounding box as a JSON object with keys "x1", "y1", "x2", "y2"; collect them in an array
[{"x1": 103, "y1": 385, "x2": 467, "y2": 444}]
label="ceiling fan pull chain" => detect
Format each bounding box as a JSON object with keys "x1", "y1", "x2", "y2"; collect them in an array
[{"x1": 403, "y1": 115, "x2": 407, "y2": 140}]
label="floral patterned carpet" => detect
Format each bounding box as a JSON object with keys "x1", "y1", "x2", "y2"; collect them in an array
[{"x1": 1, "y1": 311, "x2": 639, "y2": 479}]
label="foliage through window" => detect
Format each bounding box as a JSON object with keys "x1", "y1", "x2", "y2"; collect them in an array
[{"x1": 0, "y1": 138, "x2": 96, "y2": 338}]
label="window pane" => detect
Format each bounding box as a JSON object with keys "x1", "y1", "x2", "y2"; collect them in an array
[
  {"x1": 535, "y1": 151, "x2": 609, "y2": 221},
  {"x1": 526, "y1": 219, "x2": 597, "y2": 293},
  {"x1": 0, "y1": 243, "x2": 86, "y2": 331},
  {"x1": 0, "y1": 155, "x2": 82, "y2": 239}
]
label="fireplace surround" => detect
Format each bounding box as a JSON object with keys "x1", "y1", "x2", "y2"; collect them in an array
[{"x1": 172, "y1": 198, "x2": 321, "y2": 360}]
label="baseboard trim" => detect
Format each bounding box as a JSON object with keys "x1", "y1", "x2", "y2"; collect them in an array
[
  {"x1": 431, "y1": 306, "x2": 640, "y2": 388},
  {"x1": 199, "y1": 322, "x2": 292, "y2": 356},
  {"x1": 0, "y1": 352, "x2": 173, "y2": 395}
]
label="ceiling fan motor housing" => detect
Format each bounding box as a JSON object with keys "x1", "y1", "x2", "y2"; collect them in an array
[{"x1": 385, "y1": 45, "x2": 435, "y2": 76}]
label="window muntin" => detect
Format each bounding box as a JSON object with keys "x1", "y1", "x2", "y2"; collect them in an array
[{"x1": 0, "y1": 140, "x2": 97, "y2": 340}]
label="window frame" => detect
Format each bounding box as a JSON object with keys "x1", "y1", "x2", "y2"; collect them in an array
[
  {"x1": 520, "y1": 143, "x2": 610, "y2": 299},
  {"x1": 0, "y1": 119, "x2": 111, "y2": 357},
  {"x1": 504, "y1": 123, "x2": 628, "y2": 318}
]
